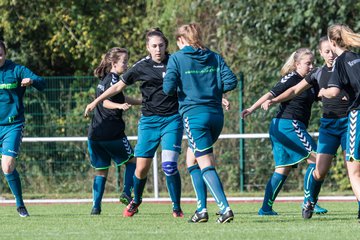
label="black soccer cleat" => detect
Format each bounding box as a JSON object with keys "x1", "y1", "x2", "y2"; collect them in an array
[
  {"x1": 91, "y1": 207, "x2": 101, "y2": 215},
  {"x1": 357, "y1": 210, "x2": 360, "y2": 222},
  {"x1": 17, "y1": 206, "x2": 30, "y2": 217},
  {"x1": 119, "y1": 192, "x2": 132, "y2": 206},
  {"x1": 302, "y1": 201, "x2": 315, "y2": 219},
  {"x1": 216, "y1": 209, "x2": 234, "y2": 223},
  {"x1": 188, "y1": 210, "x2": 209, "y2": 223}
]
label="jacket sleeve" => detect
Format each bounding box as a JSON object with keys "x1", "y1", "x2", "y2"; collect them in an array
[
  {"x1": 219, "y1": 56, "x2": 237, "y2": 93},
  {"x1": 18, "y1": 65, "x2": 45, "y2": 91},
  {"x1": 163, "y1": 55, "x2": 180, "y2": 96}
]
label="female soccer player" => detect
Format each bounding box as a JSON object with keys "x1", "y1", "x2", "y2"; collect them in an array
[
  {"x1": 85, "y1": 29, "x2": 184, "y2": 218},
  {"x1": 163, "y1": 23, "x2": 238, "y2": 223},
  {"x1": 87, "y1": 47, "x2": 140, "y2": 215},
  {"x1": 318, "y1": 23, "x2": 360, "y2": 220},
  {"x1": 261, "y1": 37, "x2": 344, "y2": 218},
  {"x1": 0, "y1": 40, "x2": 45, "y2": 217},
  {"x1": 242, "y1": 48, "x2": 318, "y2": 216}
]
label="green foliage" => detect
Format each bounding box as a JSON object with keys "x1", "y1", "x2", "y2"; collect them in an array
[{"x1": 0, "y1": 0, "x2": 147, "y2": 75}]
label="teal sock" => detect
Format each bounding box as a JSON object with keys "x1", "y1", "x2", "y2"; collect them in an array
[
  {"x1": 166, "y1": 172, "x2": 182, "y2": 211},
  {"x1": 188, "y1": 164, "x2": 207, "y2": 212},
  {"x1": 304, "y1": 163, "x2": 316, "y2": 204},
  {"x1": 308, "y1": 172, "x2": 324, "y2": 203},
  {"x1": 262, "y1": 172, "x2": 287, "y2": 212},
  {"x1": 358, "y1": 201, "x2": 360, "y2": 211},
  {"x1": 5, "y1": 169, "x2": 24, "y2": 207},
  {"x1": 92, "y1": 176, "x2": 106, "y2": 209},
  {"x1": 123, "y1": 162, "x2": 136, "y2": 196},
  {"x1": 133, "y1": 175, "x2": 147, "y2": 204},
  {"x1": 202, "y1": 166, "x2": 229, "y2": 214}
]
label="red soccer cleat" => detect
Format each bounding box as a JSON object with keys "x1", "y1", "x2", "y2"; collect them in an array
[
  {"x1": 123, "y1": 200, "x2": 141, "y2": 217},
  {"x1": 172, "y1": 209, "x2": 184, "y2": 218}
]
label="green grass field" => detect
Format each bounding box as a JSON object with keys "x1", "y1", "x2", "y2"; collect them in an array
[{"x1": 1, "y1": 201, "x2": 359, "y2": 240}]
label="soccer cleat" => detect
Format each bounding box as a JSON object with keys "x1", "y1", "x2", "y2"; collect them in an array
[
  {"x1": 301, "y1": 203, "x2": 328, "y2": 214},
  {"x1": 119, "y1": 192, "x2": 132, "y2": 205},
  {"x1": 90, "y1": 207, "x2": 101, "y2": 215},
  {"x1": 358, "y1": 210, "x2": 360, "y2": 221},
  {"x1": 258, "y1": 208, "x2": 278, "y2": 216},
  {"x1": 17, "y1": 206, "x2": 30, "y2": 217},
  {"x1": 314, "y1": 204, "x2": 328, "y2": 214},
  {"x1": 172, "y1": 209, "x2": 184, "y2": 218},
  {"x1": 188, "y1": 210, "x2": 209, "y2": 223},
  {"x1": 216, "y1": 209, "x2": 234, "y2": 223},
  {"x1": 120, "y1": 193, "x2": 138, "y2": 213},
  {"x1": 302, "y1": 201, "x2": 315, "y2": 219},
  {"x1": 123, "y1": 200, "x2": 141, "y2": 217}
]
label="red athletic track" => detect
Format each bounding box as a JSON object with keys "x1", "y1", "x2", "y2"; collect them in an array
[{"x1": 0, "y1": 196, "x2": 356, "y2": 206}]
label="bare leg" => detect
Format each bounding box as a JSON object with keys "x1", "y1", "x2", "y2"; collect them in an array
[
  {"x1": 313, "y1": 153, "x2": 333, "y2": 181},
  {"x1": 135, "y1": 157, "x2": 152, "y2": 179},
  {"x1": 346, "y1": 160, "x2": 360, "y2": 201}
]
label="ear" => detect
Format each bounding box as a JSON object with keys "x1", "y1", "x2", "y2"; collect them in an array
[
  {"x1": 318, "y1": 48, "x2": 323, "y2": 56},
  {"x1": 330, "y1": 39, "x2": 337, "y2": 48}
]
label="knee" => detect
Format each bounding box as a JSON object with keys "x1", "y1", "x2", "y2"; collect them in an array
[
  {"x1": 135, "y1": 164, "x2": 148, "y2": 176},
  {"x1": 162, "y1": 161, "x2": 178, "y2": 176},
  {"x1": 161, "y1": 150, "x2": 179, "y2": 176},
  {"x1": 95, "y1": 169, "x2": 108, "y2": 178},
  {"x1": 2, "y1": 157, "x2": 16, "y2": 174},
  {"x1": 313, "y1": 169, "x2": 326, "y2": 181}
]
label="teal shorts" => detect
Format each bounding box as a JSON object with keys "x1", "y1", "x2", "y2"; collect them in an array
[
  {"x1": 0, "y1": 123, "x2": 24, "y2": 158},
  {"x1": 183, "y1": 111, "x2": 224, "y2": 158},
  {"x1": 317, "y1": 117, "x2": 347, "y2": 155},
  {"x1": 269, "y1": 118, "x2": 317, "y2": 168},
  {"x1": 88, "y1": 136, "x2": 134, "y2": 169},
  {"x1": 346, "y1": 110, "x2": 360, "y2": 161},
  {"x1": 135, "y1": 113, "x2": 183, "y2": 158}
]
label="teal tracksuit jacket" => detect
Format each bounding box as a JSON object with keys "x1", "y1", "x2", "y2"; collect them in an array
[
  {"x1": 163, "y1": 46, "x2": 237, "y2": 115},
  {"x1": 0, "y1": 60, "x2": 45, "y2": 125}
]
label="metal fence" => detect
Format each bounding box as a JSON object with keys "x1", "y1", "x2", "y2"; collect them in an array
[{"x1": 0, "y1": 76, "x2": 350, "y2": 197}]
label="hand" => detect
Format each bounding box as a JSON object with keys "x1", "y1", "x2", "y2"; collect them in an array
[
  {"x1": 241, "y1": 109, "x2": 253, "y2": 119},
  {"x1": 222, "y1": 98, "x2": 230, "y2": 111},
  {"x1": 261, "y1": 100, "x2": 273, "y2": 111},
  {"x1": 318, "y1": 88, "x2": 325, "y2": 98},
  {"x1": 84, "y1": 102, "x2": 97, "y2": 117},
  {"x1": 118, "y1": 103, "x2": 131, "y2": 111},
  {"x1": 21, "y1": 78, "x2": 33, "y2": 87}
]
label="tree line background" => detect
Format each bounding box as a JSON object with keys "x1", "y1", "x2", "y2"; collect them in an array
[{"x1": 0, "y1": 0, "x2": 360, "y2": 196}]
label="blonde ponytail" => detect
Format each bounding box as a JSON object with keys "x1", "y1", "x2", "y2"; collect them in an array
[
  {"x1": 280, "y1": 51, "x2": 297, "y2": 76},
  {"x1": 328, "y1": 24, "x2": 360, "y2": 49},
  {"x1": 280, "y1": 48, "x2": 313, "y2": 76}
]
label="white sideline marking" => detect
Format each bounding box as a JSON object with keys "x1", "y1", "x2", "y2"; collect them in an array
[
  {"x1": 21, "y1": 133, "x2": 320, "y2": 142},
  {"x1": 0, "y1": 196, "x2": 356, "y2": 204}
]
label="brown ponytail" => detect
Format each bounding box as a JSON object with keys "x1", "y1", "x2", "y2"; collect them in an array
[
  {"x1": 175, "y1": 23, "x2": 205, "y2": 50},
  {"x1": 94, "y1": 47, "x2": 128, "y2": 79}
]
